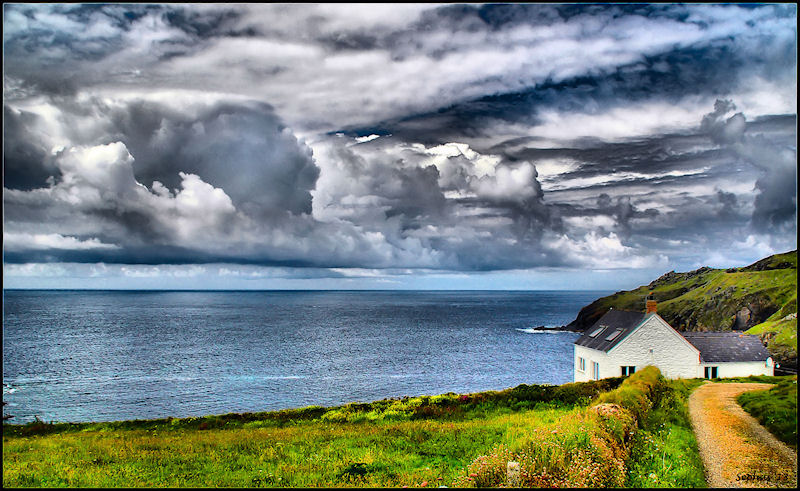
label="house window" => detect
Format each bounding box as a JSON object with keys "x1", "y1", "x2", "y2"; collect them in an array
[
  {"x1": 605, "y1": 329, "x2": 623, "y2": 341},
  {"x1": 578, "y1": 357, "x2": 586, "y2": 372},
  {"x1": 704, "y1": 366, "x2": 718, "y2": 379},
  {"x1": 592, "y1": 362, "x2": 600, "y2": 380},
  {"x1": 621, "y1": 366, "x2": 636, "y2": 376}
]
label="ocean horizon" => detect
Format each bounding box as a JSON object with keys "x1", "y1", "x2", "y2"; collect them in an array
[
  {"x1": 3, "y1": 289, "x2": 611, "y2": 424},
  {"x1": 3, "y1": 288, "x2": 614, "y2": 292}
]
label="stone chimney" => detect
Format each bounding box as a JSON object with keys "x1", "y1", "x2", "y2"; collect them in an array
[{"x1": 646, "y1": 292, "x2": 657, "y2": 314}]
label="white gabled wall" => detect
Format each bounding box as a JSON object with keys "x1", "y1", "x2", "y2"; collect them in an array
[
  {"x1": 702, "y1": 361, "x2": 774, "y2": 378},
  {"x1": 608, "y1": 315, "x2": 699, "y2": 379},
  {"x1": 573, "y1": 344, "x2": 608, "y2": 382}
]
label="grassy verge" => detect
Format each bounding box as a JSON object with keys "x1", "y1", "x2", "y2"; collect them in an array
[
  {"x1": 713, "y1": 374, "x2": 794, "y2": 384},
  {"x1": 736, "y1": 376, "x2": 798, "y2": 450},
  {"x1": 2, "y1": 379, "x2": 621, "y2": 487},
  {"x1": 625, "y1": 378, "x2": 707, "y2": 488}
]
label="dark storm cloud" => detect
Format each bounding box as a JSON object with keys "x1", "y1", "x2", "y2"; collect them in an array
[
  {"x1": 697, "y1": 101, "x2": 797, "y2": 232},
  {"x1": 160, "y1": 7, "x2": 248, "y2": 39},
  {"x1": 342, "y1": 38, "x2": 789, "y2": 145},
  {"x1": 100, "y1": 100, "x2": 319, "y2": 217},
  {"x1": 714, "y1": 190, "x2": 743, "y2": 222},
  {"x1": 3, "y1": 106, "x2": 61, "y2": 190},
  {"x1": 1, "y1": 244, "x2": 344, "y2": 268},
  {"x1": 4, "y1": 98, "x2": 320, "y2": 216},
  {"x1": 2, "y1": 97, "x2": 338, "y2": 267},
  {"x1": 310, "y1": 136, "x2": 570, "y2": 271},
  {"x1": 501, "y1": 135, "x2": 721, "y2": 182},
  {"x1": 467, "y1": 102, "x2": 795, "y2": 259},
  {"x1": 2, "y1": 4, "x2": 249, "y2": 101},
  {"x1": 746, "y1": 136, "x2": 797, "y2": 232},
  {"x1": 3, "y1": 3, "x2": 796, "y2": 277}
]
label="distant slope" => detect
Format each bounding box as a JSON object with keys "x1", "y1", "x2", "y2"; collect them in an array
[{"x1": 566, "y1": 250, "x2": 797, "y2": 367}]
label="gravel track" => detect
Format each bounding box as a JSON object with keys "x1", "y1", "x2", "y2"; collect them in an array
[{"x1": 688, "y1": 382, "x2": 797, "y2": 488}]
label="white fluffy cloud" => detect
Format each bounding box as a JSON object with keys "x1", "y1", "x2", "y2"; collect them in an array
[
  {"x1": 3, "y1": 232, "x2": 119, "y2": 251},
  {"x1": 544, "y1": 231, "x2": 669, "y2": 270},
  {"x1": 6, "y1": 140, "x2": 243, "y2": 249}
]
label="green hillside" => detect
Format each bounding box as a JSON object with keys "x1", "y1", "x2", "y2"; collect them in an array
[{"x1": 565, "y1": 250, "x2": 797, "y2": 367}]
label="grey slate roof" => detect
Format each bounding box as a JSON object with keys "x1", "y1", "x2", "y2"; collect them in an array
[
  {"x1": 681, "y1": 332, "x2": 771, "y2": 363},
  {"x1": 574, "y1": 309, "x2": 645, "y2": 352}
]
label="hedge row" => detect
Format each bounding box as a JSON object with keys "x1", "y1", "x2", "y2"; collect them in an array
[{"x1": 456, "y1": 366, "x2": 667, "y2": 487}]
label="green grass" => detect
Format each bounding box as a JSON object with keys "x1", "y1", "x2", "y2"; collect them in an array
[
  {"x1": 3, "y1": 379, "x2": 622, "y2": 488},
  {"x1": 3, "y1": 406, "x2": 577, "y2": 487},
  {"x1": 625, "y1": 378, "x2": 707, "y2": 488},
  {"x1": 7, "y1": 373, "x2": 788, "y2": 488},
  {"x1": 713, "y1": 374, "x2": 794, "y2": 384},
  {"x1": 456, "y1": 366, "x2": 698, "y2": 488},
  {"x1": 736, "y1": 376, "x2": 798, "y2": 450}
]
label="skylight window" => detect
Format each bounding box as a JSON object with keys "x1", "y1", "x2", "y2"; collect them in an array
[
  {"x1": 605, "y1": 329, "x2": 623, "y2": 341},
  {"x1": 588, "y1": 326, "x2": 606, "y2": 337}
]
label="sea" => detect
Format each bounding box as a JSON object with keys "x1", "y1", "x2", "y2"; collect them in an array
[{"x1": 2, "y1": 290, "x2": 609, "y2": 424}]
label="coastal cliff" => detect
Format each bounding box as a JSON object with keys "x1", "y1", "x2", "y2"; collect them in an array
[{"x1": 565, "y1": 250, "x2": 797, "y2": 367}]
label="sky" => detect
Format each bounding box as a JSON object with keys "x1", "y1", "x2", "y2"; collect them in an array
[{"x1": 2, "y1": 3, "x2": 797, "y2": 290}]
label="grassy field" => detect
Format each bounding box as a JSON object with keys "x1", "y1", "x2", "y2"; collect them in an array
[
  {"x1": 5, "y1": 373, "x2": 789, "y2": 488},
  {"x1": 3, "y1": 379, "x2": 621, "y2": 488},
  {"x1": 3, "y1": 406, "x2": 574, "y2": 487},
  {"x1": 736, "y1": 376, "x2": 798, "y2": 450}
]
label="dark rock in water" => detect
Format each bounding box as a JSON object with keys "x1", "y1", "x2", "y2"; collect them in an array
[{"x1": 531, "y1": 325, "x2": 569, "y2": 331}]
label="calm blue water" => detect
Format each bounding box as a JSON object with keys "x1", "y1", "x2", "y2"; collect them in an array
[{"x1": 2, "y1": 290, "x2": 608, "y2": 423}]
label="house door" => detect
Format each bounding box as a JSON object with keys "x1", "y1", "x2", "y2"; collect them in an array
[{"x1": 704, "y1": 366, "x2": 718, "y2": 379}]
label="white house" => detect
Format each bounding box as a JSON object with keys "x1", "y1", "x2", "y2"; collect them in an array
[{"x1": 573, "y1": 296, "x2": 774, "y2": 381}]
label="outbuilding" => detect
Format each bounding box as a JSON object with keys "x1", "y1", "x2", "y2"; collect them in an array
[
  {"x1": 680, "y1": 331, "x2": 776, "y2": 379},
  {"x1": 573, "y1": 295, "x2": 774, "y2": 381}
]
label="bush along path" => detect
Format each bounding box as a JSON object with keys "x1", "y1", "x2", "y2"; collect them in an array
[
  {"x1": 689, "y1": 382, "x2": 797, "y2": 488},
  {"x1": 454, "y1": 366, "x2": 669, "y2": 487}
]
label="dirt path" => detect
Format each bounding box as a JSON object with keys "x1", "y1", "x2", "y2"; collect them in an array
[{"x1": 688, "y1": 382, "x2": 797, "y2": 488}]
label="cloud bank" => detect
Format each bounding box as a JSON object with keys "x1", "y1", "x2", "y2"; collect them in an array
[{"x1": 3, "y1": 3, "x2": 796, "y2": 287}]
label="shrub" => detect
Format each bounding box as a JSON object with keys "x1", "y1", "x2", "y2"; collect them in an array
[
  {"x1": 455, "y1": 407, "x2": 633, "y2": 488},
  {"x1": 595, "y1": 366, "x2": 667, "y2": 426},
  {"x1": 456, "y1": 367, "x2": 665, "y2": 488},
  {"x1": 552, "y1": 377, "x2": 624, "y2": 405}
]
